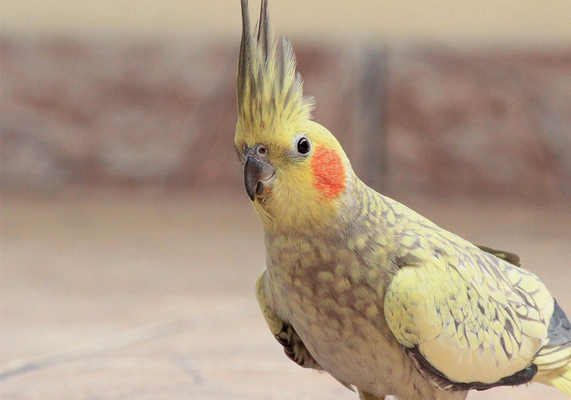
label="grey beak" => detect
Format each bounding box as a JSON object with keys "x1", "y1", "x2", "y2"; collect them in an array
[{"x1": 244, "y1": 155, "x2": 274, "y2": 201}]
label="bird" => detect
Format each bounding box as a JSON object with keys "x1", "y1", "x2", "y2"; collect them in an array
[{"x1": 234, "y1": 1, "x2": 571, "y2": 399}]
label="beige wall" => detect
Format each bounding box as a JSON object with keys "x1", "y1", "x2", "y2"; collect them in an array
[{"x1": 3, "y1": 0, "x2": 571, "y2": 45}]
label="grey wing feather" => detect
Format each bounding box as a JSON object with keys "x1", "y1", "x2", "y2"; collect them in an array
[{"x1": 544, "y1": 300, "x2": 571, "y2": 349}]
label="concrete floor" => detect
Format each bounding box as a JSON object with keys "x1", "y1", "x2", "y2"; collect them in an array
[{"x1": 1, "y1": 188, "x2": 570, "y2": 400}]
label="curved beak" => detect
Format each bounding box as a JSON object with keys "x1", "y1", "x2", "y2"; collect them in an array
[{"x1": 244, "y1": 155, "x2": 275, "y2": 201}]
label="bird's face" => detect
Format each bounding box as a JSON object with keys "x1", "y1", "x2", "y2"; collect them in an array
[{"x1": 236, "y1": 121, "x2": 349, "y2": 232}]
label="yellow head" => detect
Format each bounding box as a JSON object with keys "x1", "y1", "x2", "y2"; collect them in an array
[{"x1": 235, "y1": 0, "x2": 352, "y2": 233}]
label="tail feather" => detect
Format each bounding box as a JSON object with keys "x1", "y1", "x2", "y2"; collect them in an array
[
  {"x1": 534, "y1": 365, "x2": 571, "y2": 396},
  {"x1": 535, "y1": 345, "x2": 571, "y2": 371},
  {"x1": 533, "y1": 300, "x2": 571, "y2": 396}
]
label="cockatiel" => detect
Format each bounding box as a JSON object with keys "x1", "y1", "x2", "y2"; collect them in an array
[{"x1": 234, "y1": 1, "x2": 571, "y2": 399}]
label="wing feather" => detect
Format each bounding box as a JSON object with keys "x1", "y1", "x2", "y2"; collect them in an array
[
  {"x1": 256, "y1": 269, "x2": 355, "y2": 391},
  {"x1": 256, "y1": 269, "x2": 322, "y2": 370},
  {"x1": 384, "y1": 239, "x2": 554, "y2": 388}
]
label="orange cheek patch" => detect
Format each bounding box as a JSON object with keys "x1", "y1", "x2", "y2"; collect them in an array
[{"x1": 311, "y1": 146, "x2": 346, "y2": 200}]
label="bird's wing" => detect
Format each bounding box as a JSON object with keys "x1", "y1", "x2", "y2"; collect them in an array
[
  {"x1": 256, "y1": 269, "x2": 323, "y2": 370},
  {"x1": 384, "y1": 238, "x2": 554, "y2": 391},
  {"x1": 256, "y1": 269, "x2": 355, "y2": 391}
]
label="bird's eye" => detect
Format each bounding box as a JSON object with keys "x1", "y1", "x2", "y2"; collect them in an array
[
  {"x1": 257, "y1": 145, "x2": 268, "y2": 156},
  {"x1": 296, "y1": 136, "x2": 311, "y2": 155}
]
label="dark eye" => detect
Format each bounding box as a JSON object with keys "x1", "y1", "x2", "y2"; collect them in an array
[
  {"x1": 257, "y1": 145, "x2": 268, "y2": 156},
  {"x1": 296, "y1": 137, "x2": 311, "y2": 154}
]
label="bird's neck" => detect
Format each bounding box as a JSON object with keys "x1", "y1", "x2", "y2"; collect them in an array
[
  {"x1": 263, "y1": 176, "x2": 399, "y2": 280},
  {"x1": 264, "y1": 175, "x2": 396, "y2": 247}
]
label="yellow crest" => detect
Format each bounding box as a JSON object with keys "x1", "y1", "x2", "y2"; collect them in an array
[{"x1": 236, "y1": 0, "x2": 315, "y2": 143}]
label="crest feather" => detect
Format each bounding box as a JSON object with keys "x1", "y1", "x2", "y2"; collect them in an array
[{"x1": 237, "y1": 0, "x2": 314, "y2": 136}]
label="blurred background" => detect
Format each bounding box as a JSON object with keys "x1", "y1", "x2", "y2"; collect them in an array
[{"x1": 1, "y1": 1, "x2": 570, "y2": 399}]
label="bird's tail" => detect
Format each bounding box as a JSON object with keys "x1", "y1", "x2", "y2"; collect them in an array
[
  {"x1": 533, "y1": 300, "x2": 571, "y2": 396},
  {"x1": 534, "y1": 364, "x2": 571, "y2": 396}
]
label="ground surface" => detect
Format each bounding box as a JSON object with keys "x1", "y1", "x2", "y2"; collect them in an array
[{"x1": 1, "y1": 188, "x2": 570, "y2": 399}]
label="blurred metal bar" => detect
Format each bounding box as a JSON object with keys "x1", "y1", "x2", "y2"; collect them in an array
[{"x1": 357, "y1": 46, "x2": 389, "y2": 192}]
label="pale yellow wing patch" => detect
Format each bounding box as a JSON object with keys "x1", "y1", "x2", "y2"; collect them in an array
[{"x1": 384, "y1": 244, "x2": 554, "y2": 385}]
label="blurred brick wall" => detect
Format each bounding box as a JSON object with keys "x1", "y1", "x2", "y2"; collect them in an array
[
  {"x1": 386, "y1": 47, "x2": 571, "y2": 199},
  {"x1": 2, "y1": 36, "x2": 570, "y2": 200}
]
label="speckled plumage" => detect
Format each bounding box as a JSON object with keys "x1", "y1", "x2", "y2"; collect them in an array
[
  {"x1": 257, "y1": 178, "x2": 472, "y2": 400},
  {"x1": 235, "y1": 1, "x2": 571, "y2": 399}
]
